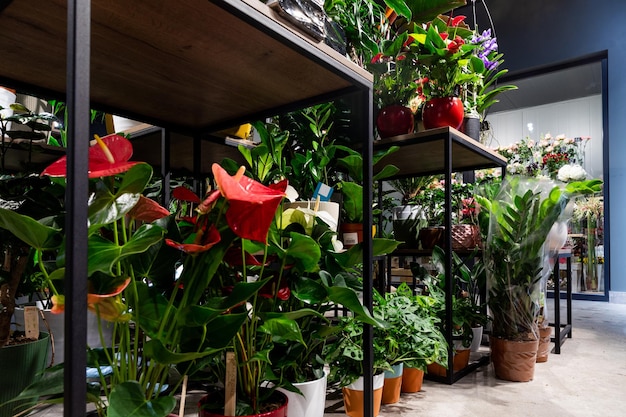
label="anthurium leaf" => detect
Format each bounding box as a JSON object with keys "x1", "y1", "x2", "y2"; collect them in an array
[
  {"x1": 0, "y1": 208, "x2": 62, "y2": 250},
  {"x1": 381, "y1": 0, "x2": 411, "y2": 19},
  {"x1": 207, "y1": 279, "x2": 268, "y2": 311},
  {"x1": 87, "y1": 224, "x2": 165, "y2": 275},
  {"x1": 285, "y1": 232, "x2": 321, "y2": 272},
  {"x1": 107, "y1": 381, "x2": 176, "y2": 417},
  {"x1": 334, "y1": 238, "x2": 401, "y2": 268},
  {"x1": 292, "y1": 275, "x2": 328, "y2": 304},
  {"x1": 200, "y1": 313, "x2": 248, "y2": 349},
  {"x1": 327, "y1": 286, "x2": 388, "y2": 328},
  {"x1": 88, "y1": 164, "x2": 153, "y2": 227},
  {"x1": 263, "y1": 308, "x2": 325, "y2": 321},
  {"x1": 89, "y1": 190, "x2": 140, "y2": 228},
  {"x1": 143, "y1": 340, "x2": 221, "y2": 365},
  {"x1": 373, "y1": 164, "x2": 399, "y2": 181},
  {"x1": 117, "y1": 163, "x2": 153, "y2": 196},
  {"x1": 258, "y1": 317, "x2": 305, "y2": 345},
  {"x1": 132, "y1": 282, "x2": 171, "y2": 338}
]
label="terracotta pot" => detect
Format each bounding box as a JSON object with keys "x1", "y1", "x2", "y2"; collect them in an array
[
  {"x1": 422, "y1": 97, "x2": 464, "y2": 130},
  {"x1": 536, "y1": 326, "x2": 552, "y2": 363},
  {"x1": 418, "y1": 226, "x2": 444, "y2": 250},
  {"x1": 342, "y1": 374, "x2": 384, "y2": 417},
  {"x1": 340, "y1": 222, "x2": 363, "y2": 248},
  {"x1": 198, "y1": 390, "x2": 288, "y2": 417},
  {"x1": 427, "y1": 348, "x2": 471, "y2": 376},
  {"x1": 490, "y1": 336, "x2": 539, "y2": 382},
  {"x1": 376, "y1": 104, "x2": 414, "y2": 138},
  {"x1": 401, "y1": 367, "x2": 424, "y2": 393},
  {"x1": 382, "y1": 363, "x2": 403, "y2": 404}
]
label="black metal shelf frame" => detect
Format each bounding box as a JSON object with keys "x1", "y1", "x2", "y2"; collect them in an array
[
  {"x1": 376, "y1": 128, "x2": 506, "y2": 384},
  {"x1": 0, "y1": 1, "x2": 376, "y2": 416}
]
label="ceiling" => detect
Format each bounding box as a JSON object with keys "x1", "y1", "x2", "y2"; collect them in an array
[{"x1": 487, "y1": 61, "x2": 603, "y2": 114}]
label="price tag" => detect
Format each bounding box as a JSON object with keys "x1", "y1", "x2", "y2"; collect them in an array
[{"x1": 24, "y1": 306, "x2": 39, "y2": 339}]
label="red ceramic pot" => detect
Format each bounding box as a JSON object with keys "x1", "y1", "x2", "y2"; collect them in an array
[
  {"x1": 422, "y1": 97, "x2": 464, "y2": 130},
  {"x1": 376, "y1": 104, "x2": 414, "y2": 138},
  {"x1": 198, "y1": 390, "x2": 288, "y2": 417}
]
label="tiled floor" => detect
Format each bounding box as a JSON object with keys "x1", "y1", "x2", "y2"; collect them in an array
[{"x1": 26, "y1": 299, "x2": 626, "y2": 417}]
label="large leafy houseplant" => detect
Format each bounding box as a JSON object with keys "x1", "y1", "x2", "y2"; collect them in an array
[
  {"x1": 372, "y1": 283, "x2": 447, "y2": 371},
  {"x1": 2, "y1": 134, "x2": 308, "y2": 417},
  {"x1": 476, "y1": 176, "x2": 602, "y2": 342}
]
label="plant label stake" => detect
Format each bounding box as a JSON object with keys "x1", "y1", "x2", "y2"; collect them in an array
[
  {"x1": 24, "y1": 306, "x2": 39, "y2": 339},
  {"x1": 224, "y1": 351, "x2": 237, "y2": 416}
]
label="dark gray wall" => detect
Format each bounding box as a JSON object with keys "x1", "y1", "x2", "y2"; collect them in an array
[{"x1": 458, "y1": 0, "x2": 626, "y2": 293}]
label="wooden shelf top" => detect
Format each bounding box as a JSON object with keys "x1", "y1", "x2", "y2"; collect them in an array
[
  {"x1": 373, "y1": 127, "x2": 507, "y2": 178},
  {"x1": 0, "y1": 0, "x2": 372, "y2": 133}
]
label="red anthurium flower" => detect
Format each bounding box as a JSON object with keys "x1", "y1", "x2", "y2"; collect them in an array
[
  {"x1": 172, "y1": 186, "x2": 201, "y2": 204},
  {"x1": 127, "y1": 195, "x2": 170, "y2": 222},
  {"x1": 370, "y1": 52, "x2": 383, "y2": 64},
  {"x1": 259, "y1": 285, "x2": 291, "y2": 301},
  {"x1": 212, "y1": 164, "x2": 286, "y2": 243},
  {"x1": 41, "y1": 134, "x2": 140, "y2": 178},
  {"x1": 224, "y1": 247, "x2": 266, "y2": 267},
  {"x1": 450, "y1": 15, "x2": 466, "y2": 26},
  {"x1": 439, "y1": 32, "x2": 449, "y2": 41},
  {"x1": 165, "y1": 224, "x2": 221, "y2": 255},
  {"x1": 197, "y1": 190, "x2": 221, "y2": 214}
]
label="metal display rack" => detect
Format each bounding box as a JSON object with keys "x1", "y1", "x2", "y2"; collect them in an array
[
  {"x1": 374, "y1": 126, "x2": 507, "y2": 384},
  {"x1": 0, "y1": 0, "x2": 377, "y2": 415}
]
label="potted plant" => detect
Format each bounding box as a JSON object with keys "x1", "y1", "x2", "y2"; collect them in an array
[
  {"x1": 476, "y1": 175, "x2": 602, "y2": 382},
  {"x1": 335, "y1": 145, "x2": 399, "y2": 247},
  {"x1": 323, "y1": 314, "x2": 390, "y2": 417},
  {"x1": 267, "y1": 224, "x2": 398, "y2": 417},
  {"x1": 387, "y1": 175, "x2": 436, "y2": 247},
  {"x1": 4, "y1": 134, "x2": 304, "y2": 417},
  {"x1": 372, "y1": 283, "x2": 447, "y2": 402},
  {"x1": 407, "y1": 177, "x2": 445, "y2": 250},
  {"x1": 455, "y1": 28, "x2": 517, "y2": 139}
]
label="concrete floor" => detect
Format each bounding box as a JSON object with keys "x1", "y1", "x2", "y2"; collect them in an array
[
  {"x1": 323, "y1": 299, "x2": 626, "y2": 417},
  {"x1": 27, "y1": 299, "x2": 626, "y2": 417}
]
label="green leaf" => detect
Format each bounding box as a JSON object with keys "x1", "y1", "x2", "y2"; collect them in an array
[
  {"x1": 143, "y1": 339, "x2": 221, "y2": 365},
  {"x1": 107, "y1": 381, "x2": 176, "y2": 417},
  {"x1": 0, "y1": 208, "x2": 62, "y2": 250},
  {"x1": 285, "y1": 232, "x2": 322, "y2": 272},
  {"x1": 292, "y1": 275, "x2": 328, "y2": 304},
  {"x1": 87, "y1": 224, "x2": 165, "y2": 276},
  {"x1": 258, "y1": 317, "x2": 306, "y2": 345},
  {"x1": 327, "y1": 286, "x2": 388, "y2": 328},
  {"x1": 334, "y1": 238, "x2": 401, "y2": 268}
]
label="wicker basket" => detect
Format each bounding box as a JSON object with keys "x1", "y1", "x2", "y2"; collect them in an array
[{"x1": 451, "y1": 224, "x2": 481, "y2": 251}]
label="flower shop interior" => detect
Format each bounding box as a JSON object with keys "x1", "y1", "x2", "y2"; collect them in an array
[{"x1": 0, "y1": 1, "x2": 625, "y2": 417}]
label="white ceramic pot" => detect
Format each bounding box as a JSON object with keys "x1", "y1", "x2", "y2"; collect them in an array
[
  {"x1": 277, "y1": 371, "x2": 328, "y2": 417},
  {"x1": 346, "y1": 373, "x2": 385, "y2": 391},
  {"x1": 470, "y1": 325, "x2": 483, "y2": 352},
  {"x1": 13, "y1": 308, "x2": 113, "y2": 365}
]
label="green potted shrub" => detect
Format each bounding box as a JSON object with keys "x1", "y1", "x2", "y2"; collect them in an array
[
  {"x1": 387, "y1": 176, "x2": 436, "y2": 248},
  {"x1": 336, "y1": 145, "x2": 399, "y2": 247},
  {"x1": 373, "y1": 283, "x2": 447, "y2": 402},
  {"x1": 323, "y1": 314, "x2": 390, "y2": 417},
  {"x1": 476, "y1": 175, "x2": 602, "y2": 382},
  {"x1": 4, "y1": 134, "x2": 305, "y2": 417}
]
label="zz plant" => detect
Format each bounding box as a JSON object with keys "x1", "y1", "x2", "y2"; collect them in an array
[{"x1": 476, "y1": 176, "x2": 602, "y2": 342}]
